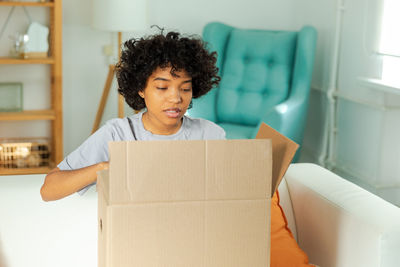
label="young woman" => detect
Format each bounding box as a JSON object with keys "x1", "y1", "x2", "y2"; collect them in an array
[{"x1": 40, "y1": 31, "x2": 225, "y2": 201}]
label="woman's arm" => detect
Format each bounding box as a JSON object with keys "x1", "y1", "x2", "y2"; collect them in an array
[{"x1": 40, "y1": 161, "x2": 109, "y2": 201}]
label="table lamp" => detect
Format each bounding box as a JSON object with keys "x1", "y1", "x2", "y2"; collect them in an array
[{"x1": 91, "y1": 0, "x2": 147, "y2": 133}]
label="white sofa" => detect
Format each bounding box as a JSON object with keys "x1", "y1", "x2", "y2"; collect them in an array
[
  {"x1": 0, "y1": 163, "x2": 399, "y2": 267},
  {"x1": 279, "y1": 163, "x2": 400, "y2": 267}
]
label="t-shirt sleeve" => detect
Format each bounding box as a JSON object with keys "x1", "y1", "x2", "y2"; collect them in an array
[{"x1": 57, "y1": 122, "x2": 115, "y2": 195}]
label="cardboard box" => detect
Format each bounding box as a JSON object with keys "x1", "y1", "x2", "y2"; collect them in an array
[{"x1": 97, "y1": 123, "x2": 298, "y2": 267}]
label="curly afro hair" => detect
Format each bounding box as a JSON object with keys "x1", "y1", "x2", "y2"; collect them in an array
[{"x1": 116, "y1": 30, "x2": 220, "y2": 111}]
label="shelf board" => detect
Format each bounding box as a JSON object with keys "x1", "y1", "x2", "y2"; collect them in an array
[
  {"x1": 0, "y1": 166, "x2": 51, "y2": 175},
  {"x1": 0, "y1": 57, "x2": 54, "y2": 64},
  {"x1": 0, "y1": 1, "x2": 54, "y2": 7},
  {"x1": 0, "y1": 109, "x2": 56, "y2": 121}
]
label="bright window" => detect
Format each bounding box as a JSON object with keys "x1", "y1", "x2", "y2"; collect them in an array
[{"x1": 379, "y1": 0, "x2": 400, "y2": 87}]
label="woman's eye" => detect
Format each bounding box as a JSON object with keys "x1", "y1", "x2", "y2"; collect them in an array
[
  {"x1": 182, "y1": 88, "x2": 192, "y2": 92},
  {"x1": 156, "y1": 87, "x2": 167, "y2": 90}
]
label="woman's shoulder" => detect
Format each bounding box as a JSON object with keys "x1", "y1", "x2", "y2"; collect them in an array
[
  {"x1": 184, "y1": 115, "x2": 226, "y2": 139},
  {"x1": 101, "y1": 113, "x2": 140, "y2": 141},
  {"x1": 184, "y1": 115, "x2": 219, "y2": 128}
]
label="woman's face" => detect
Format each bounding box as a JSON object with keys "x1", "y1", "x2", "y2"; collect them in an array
[{"x1": 139, "y1": 66, "x2": 193, "y2": 134}]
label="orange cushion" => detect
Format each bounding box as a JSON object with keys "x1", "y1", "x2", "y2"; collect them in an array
[{"x1": 271, "y1": 190, "x2": 314, "y2": 267}]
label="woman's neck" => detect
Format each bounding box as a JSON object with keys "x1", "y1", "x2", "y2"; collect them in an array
[{"x1": 141, "y1": 111, "x2": 182, "y2": 135}]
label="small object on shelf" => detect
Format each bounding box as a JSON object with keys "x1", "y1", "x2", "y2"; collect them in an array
[
  {"x1": 0, "y1": 82, "x2": 23, "y2": 112},
  {"x1": 8, "y1": 32, "x2": 29, "y2": 58},
  {"x1": 22, "y1": 22, "x2": 49, "y2": 59},
  {"x1": 0, "y1": 137, "x2": 51, "y2": 169}
]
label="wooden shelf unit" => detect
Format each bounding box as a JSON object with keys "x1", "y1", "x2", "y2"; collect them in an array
[
  {"x1": 0, "y1": 110, "x2": 56, "y2": 121},
  {"x1": 0, "y1": 57, "x2": 55, "y2": 64},
  {"x1": 0, "y1": 0, "x2": 62, "y2": 175},
  {"x1": 0, "y1": 1, "x2": 54, "y2": 7},
  {"x1": 0, "y1": 167, "x2": 53, "y2": 175}
]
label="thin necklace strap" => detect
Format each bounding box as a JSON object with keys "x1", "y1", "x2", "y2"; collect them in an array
[{"x1": 127, "y1": 117, "x2": 137, "y2": 140}]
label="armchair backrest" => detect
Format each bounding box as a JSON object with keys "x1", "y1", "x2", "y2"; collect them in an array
[
  {"x1": 202, "y1": 22, "x2": 317, "y2": 127},
  {"x1": 214, "y1": 28, "x2": 297, "y2": 126}
]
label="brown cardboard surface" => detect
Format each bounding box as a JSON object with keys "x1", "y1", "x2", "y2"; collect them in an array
[
  {"x1": 98, "y1": 139, "x2": 272, "y2": 267},
  {"x1": 255, "y1": 123, "x2": 299, "y2": 196},
  {"x1": 108, "y1": 140, "x2": 272, "y2": 204},
  {"x1": 105, "y1": 200, "x2": 270, "y2": 267}
]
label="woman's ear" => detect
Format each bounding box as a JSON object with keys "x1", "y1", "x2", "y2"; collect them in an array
[{"x1": 138, "y1": 91, "x2": 144, "y2": 98}]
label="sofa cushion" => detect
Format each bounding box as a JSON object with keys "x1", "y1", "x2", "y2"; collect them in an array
[{"x1": 271, "y1": 190, "x2": 314, "y2": 267}]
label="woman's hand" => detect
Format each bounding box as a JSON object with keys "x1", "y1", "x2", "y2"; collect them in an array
[
  {"x1": 99, "y1": 161, "x2": 109, "y2": 170},
  {"x1": 40, "y1": 161, "x2": 109, "y2": 201}
]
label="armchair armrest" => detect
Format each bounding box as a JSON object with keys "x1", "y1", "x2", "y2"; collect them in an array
[
  {"x1": 258, "y1": 96, "x2": 308, "y2": 143},
  {"x1": 283, "y1": 163, "x2": 400, "y2": 267}
]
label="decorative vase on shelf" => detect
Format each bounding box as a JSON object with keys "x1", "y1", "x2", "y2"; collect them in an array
[{"x1": 8, "y1": 33, "x2": 29, "y2": 59}]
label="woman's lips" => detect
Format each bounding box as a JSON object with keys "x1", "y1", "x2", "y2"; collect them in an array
[{"x1": 164, "y1": 108, "x2": 182, "y2": 118}]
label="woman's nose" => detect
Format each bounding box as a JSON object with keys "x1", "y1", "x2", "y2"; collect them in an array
[{"x1": 167, "y1": 88, "x2": 182, "y2": 103}]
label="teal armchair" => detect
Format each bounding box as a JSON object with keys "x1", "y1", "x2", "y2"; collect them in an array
[{"x1": 188, "y1": 22, "x2": 317, "y2": 153}]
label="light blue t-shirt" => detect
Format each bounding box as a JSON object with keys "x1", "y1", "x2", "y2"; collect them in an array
[{"x1": 57, "y1": 111, "x2": 226, "y2": 194}]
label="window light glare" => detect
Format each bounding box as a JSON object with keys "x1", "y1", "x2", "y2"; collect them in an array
[{"x1": 379, "y1": 0, "x2": 400, "y2": 86}]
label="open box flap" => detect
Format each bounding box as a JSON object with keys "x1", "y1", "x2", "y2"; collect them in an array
[{"x1": 255, "y1": 123, "x2": 299, "y2": 196}]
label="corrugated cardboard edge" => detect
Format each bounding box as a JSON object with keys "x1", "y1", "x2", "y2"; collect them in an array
[
  {"x1": 255, "y1": 123, "x2": 299, "y2": 196},
  {"x1": 97, "y1": 169, "x2": 109, "y2": 200},
  {"x1": 97, "y1": 169, "x2": 110, "y2": 267}
]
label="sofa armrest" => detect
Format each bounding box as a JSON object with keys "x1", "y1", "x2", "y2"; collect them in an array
[{"x1": 283, "y1": 163, "x2": 400, "y2": 267}]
